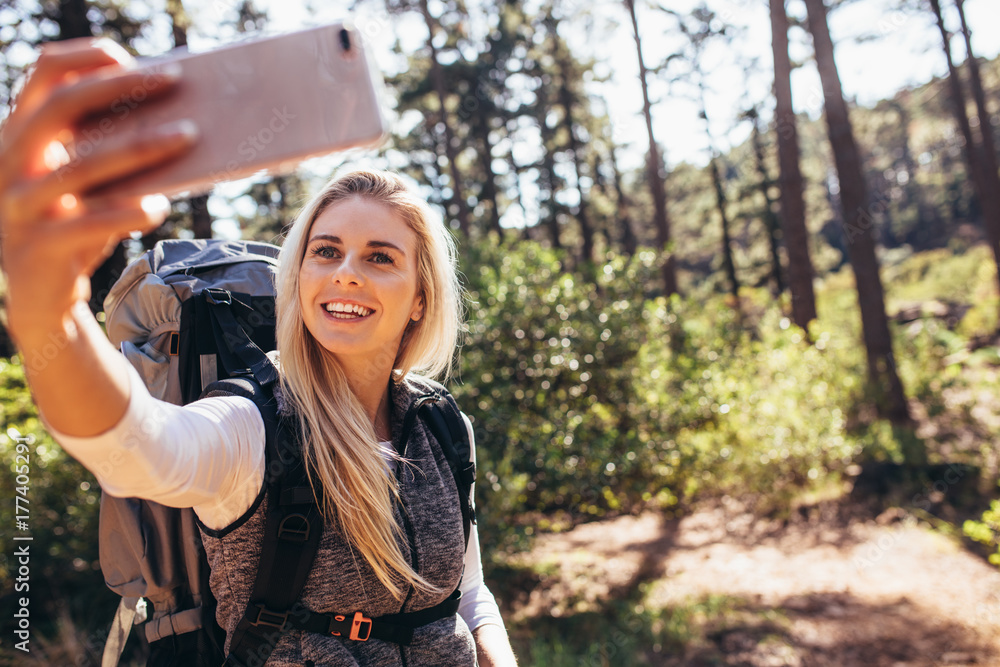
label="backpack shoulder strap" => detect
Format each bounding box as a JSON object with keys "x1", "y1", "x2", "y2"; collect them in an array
[
  {"x1": 420, "y1": 393, "x2": 477, "y2": 549},
  {"x1": 199, "y1": 375, "x2": 324, "y2": 667}
]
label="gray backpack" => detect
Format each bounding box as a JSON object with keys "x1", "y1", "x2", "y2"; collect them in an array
[{"x1": 98, "y1": 238, "x2": 280, "y2": 666}]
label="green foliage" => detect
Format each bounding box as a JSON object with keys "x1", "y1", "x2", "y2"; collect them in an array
[
  {"x1": 0, "y1": 356, "x2": 120, "y2": 663},
  {"x1": 456, "y1": 241, "x2": 656, "y2": 551},
  {"x1": 963, "y1": 493, "x2": 1000, "y2": 567},
  {"x1": 457, "y1": 238, "x2": 934, "y2": 557}
]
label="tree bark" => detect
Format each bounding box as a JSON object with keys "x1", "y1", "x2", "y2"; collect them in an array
[
  {"x1": 471, "y1": 116, "x2": 502, "y2": 237},
  {"x1": 538, "y1": 109, "x2": 563, "y2": 251},
  {"x1": 804, "y1": 0, "x2": 912, "y2": 427},
  {"x1": 709, "y1": 158, "x2": 740, "y2": 303},
  {"x1": 56, "y1": 0, "x2": 92, "y2": 40},
  {"x1": 749, "y1": 110, "x2": 786, "y2": 297},
  {"x1": 956, "y1": 0, "x2": 999, "y2": 169},
  {"x1": 625, "y1": 0, "x2": 677, "y2": 295},
  {"x1": 769, "y1": 0, "x2": 817, "y2": 329},
  {"x1": 419, "y1": 0, "x2": 470, "y2": 237},
  {"x1": 930, "y1": 0, "x2": 1000, "y2": 331},
  {"x1": 557, "y1": 57, "x2": 595, "y2": 265},
  {"x1": 609, "y1": 142, "x2": 639, "y2": 256}
]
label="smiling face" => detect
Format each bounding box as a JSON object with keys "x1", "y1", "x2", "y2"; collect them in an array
[{"x1": 298, "y1": 196, "x2": 425, "y2": 372}]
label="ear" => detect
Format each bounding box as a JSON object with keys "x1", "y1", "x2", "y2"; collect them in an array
[{"x1": 409, "y1": 293, "x2": 425, "y2": 323}]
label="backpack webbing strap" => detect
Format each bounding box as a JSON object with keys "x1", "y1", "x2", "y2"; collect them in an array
[
  {"x1": 198, "y1": 375, "x2": 324, "y2": 667},
  {"x1": 101, "y1": 597, "x2": 140, "y2": 667},
  {"x1": 420, "y1": 395, "x2": 477, "y2": 548},
  {"x1": 203, "y1": 288, "x2": 279, "y2": 387},
  {"x1": 226, "y1": 587, "x2": 462, "y2": 649}
]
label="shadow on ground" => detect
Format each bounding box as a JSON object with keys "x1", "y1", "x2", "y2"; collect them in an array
[
  {"x1": 498, "y1": 504, "x2": 1000, "y2": 666},
  {"x1": 507, "y1": 588, "x2": 994, "y2": 667}
]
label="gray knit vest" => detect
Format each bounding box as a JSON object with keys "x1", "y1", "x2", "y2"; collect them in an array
[{"x1": 199, "y1": 375, "x2": 476, "y2": 666}]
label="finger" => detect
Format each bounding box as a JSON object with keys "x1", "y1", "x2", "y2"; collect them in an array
[
  {"x1": 0, "y1": 66, "x2": 181, "y2": 183},
  {"x1": 4, "y1": 39, "x2": 133, "y2": 134},
  {"x1": 36, "y1": 196, "x2": 171, "y2": 274},
  {"x1": 3, "y1": 193, "x2": 168, "y2": 257},
  {"x1": 8, "y1": 119, "x2": 198, "y2": 223}
]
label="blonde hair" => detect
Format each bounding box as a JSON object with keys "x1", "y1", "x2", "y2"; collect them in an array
[{"x1": 274, "y1": 169, "x2": 462, "y2": 598}]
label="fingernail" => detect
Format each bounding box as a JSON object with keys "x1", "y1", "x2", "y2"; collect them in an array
[
  {"x1": 157, "y1": 118, "x2": 199, "y2": 140},
  {"x1": 94, "y1": 38, "x2": 133, "y2": 66},
  {"x1": 141, "y1": 194, "x2": 171, "y2": 218}
]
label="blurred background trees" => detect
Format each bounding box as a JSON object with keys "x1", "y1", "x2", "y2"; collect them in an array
[{"x1": 3, "y1": 0, "x2": 1000, "y2": 662}]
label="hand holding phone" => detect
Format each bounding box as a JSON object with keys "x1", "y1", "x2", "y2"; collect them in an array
[{"x1": 0, "y1": 38, "x2": 191, "y2": 337}]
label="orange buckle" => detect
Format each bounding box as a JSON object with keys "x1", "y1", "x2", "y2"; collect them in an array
[{"x1": 349, "y1": 611, "x2": 373, "y2": 641}]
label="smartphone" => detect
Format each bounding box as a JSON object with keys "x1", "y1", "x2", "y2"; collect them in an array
[{"x1": 80, "y1": 22, "x2": 388, "y2": 198}]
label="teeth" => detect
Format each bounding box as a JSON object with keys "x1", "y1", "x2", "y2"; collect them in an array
[{"x1": 324, "y1": 302, "x2": 372, "y2": 316}]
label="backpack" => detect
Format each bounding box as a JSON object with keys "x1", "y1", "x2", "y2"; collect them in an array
[{"x1": 98, "y1": 238, "x2": 476, "y2": 667}]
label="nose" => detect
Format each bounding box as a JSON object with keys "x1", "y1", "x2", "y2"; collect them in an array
[{"x1": 331, "y1": 251, "x2": 364, "y2": 286}]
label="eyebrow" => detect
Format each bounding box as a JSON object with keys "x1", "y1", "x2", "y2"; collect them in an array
[{"x1": 307, "y1": 234, "x2": 405, "y2": 254}]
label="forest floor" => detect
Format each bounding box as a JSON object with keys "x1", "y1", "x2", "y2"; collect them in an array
[{"x1": 505, "y1": 495, "x2": 1000, "y2": 666}]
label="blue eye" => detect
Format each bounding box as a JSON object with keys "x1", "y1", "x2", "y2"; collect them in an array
[{"x1": 310, "y1": 245, "x2": 338, "y2": 259}]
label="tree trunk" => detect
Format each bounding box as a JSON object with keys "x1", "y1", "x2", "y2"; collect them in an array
[
  {"x1": 609, "y1": 142, "x2": 639, "y2": 257},
  {"x1": 749, "y1": 111, "x2": 786, "y2": 297},
  {"x1": 955, "y1": 0, "x2": 1000, "y2": 331},
  {"x1": 804, "y1": 0, "x2": 913, "y2": 428},
  {"x1": 538, "y1": 98, "x2": 563, "y2": 250},
  {"x1": 190, "y1": 194, "x2": 212, "y2": 238},
  {"x1": 419, "y1": 0, "x2": 470, "y2": 237},
  {"x1": 769, "y1": 0, "x2": 817, "y2": 329},
  {"x1": 625, "y1": 0, "x2": 677, "y2": 295},
  {"x1": 956, "y1": 0, "x2": 999, "y2": 168},
  {"x1": 929, "y1": 0, "x2": 1000, "y2": 330},
  {"x1": 56, "y1": 0, "x2": 93, "y2": 40},
  {"x1": 557, "y1": 60, "x2": 595, "y2": 265},
  {"x1": 709, "y1": 158, "x2": 740, "y2": 303},
  {"x1": 472, "y1": 116, "x2": 502, "y2": 237}
]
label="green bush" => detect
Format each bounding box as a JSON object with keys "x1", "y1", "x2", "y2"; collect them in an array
[
  {"x1": 0, "y1": 355, "x2": 121, "y2": 664},
  {"x1": 456, "y1": 239, "x2": 915, "y2": 556},
  {"x1": 456, "y1": 243, "x2": 656, "y2": 552},
  {"x1": 964, "y1": 497, "x2": 1000, "y2": 567}
]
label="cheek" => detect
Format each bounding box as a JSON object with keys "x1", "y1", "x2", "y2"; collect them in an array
[{"x1": 298, "y1": 265, "x2": 321, "y2": 298}]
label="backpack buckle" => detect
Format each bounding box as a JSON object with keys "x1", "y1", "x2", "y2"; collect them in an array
[
  {"x1": 204, "y1": 288, "x2": 232, "y2": 306},
  {"x1": 248, "y1": 604, "x2": 289, "y2": 631},
  {"x1": 349, "y1": 611, "x2": 372, "y2": 641},
  {"x1": 277, "y1": 513, "x2": 311, "y2": 542}
]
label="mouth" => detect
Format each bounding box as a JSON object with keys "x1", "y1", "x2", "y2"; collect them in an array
[{"x1": 322, "y1": 300, "x2": 375, "y2": 321}]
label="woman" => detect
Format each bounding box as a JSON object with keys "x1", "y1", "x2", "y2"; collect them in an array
[{"x1": 0, "y1": 38, "x2": 517, "y2": 666}]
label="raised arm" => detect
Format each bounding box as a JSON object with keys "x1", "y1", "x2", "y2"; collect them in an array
[{"x1": 0, "y1": 39, "x2": 197, "y2": 436}]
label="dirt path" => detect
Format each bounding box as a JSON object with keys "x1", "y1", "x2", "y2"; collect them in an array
[{"x1": 511, "y1": 498, "x2": 1000, "y2": 666}]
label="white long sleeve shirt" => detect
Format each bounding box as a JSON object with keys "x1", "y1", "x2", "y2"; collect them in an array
[{"x1": 44, "y1": 361, "x2": 505, "y2": 632}]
